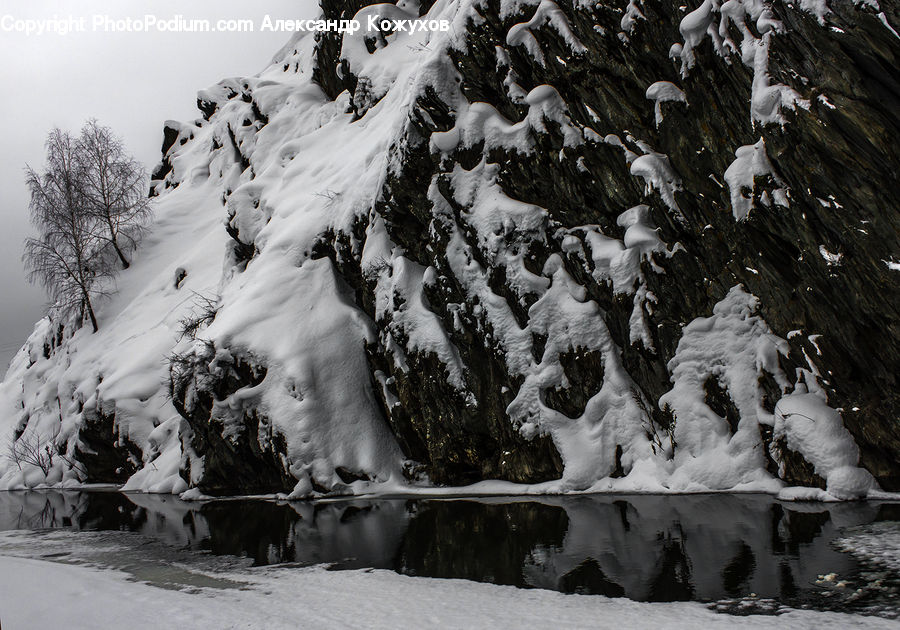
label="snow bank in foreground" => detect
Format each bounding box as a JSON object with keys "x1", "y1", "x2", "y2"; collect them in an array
[{"x1": 0, "y1": 554, "x2": 895, "y2": 630}]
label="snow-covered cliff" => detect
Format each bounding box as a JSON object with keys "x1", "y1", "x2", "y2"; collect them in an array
[{"x1": 2, "y1": 0, "x2": 898, "y2": 500}]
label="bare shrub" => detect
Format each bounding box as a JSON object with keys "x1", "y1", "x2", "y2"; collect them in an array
[
  {"x1": 7, "y1": 429, "x2": 58, "y2": 475},
  {"x1": 178, "y1": 293, "x2": 220, "y2": 340}
]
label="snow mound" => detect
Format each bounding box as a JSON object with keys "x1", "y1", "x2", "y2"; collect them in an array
[{"x1": 774, "y1": 392, "x2": 877, "y2": 500}]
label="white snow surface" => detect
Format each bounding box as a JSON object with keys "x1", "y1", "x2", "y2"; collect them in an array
[
  {"x1": 774, "y1": 392, "x2": 877, "y2": 500},
  {"x1": 724, "y1": 138, "x2": 788, "y2": 221},
  {"x1": 645, "y1": 81, "x2": 687, "y2": 127},
  {"x1": 656, "y1": 286, "x2": 789, "y2": 492},
  {"x1": 0, "y1": 0, "x2": 886, "y2": 501},
  {"x1": 1, "y1": 553, "x2": 896, "y2": 630}
]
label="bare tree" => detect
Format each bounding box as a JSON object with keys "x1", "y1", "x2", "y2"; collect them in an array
[
  {"x1": 76, "y1": 120, "x2": 152, "y2": 269},
  {"x1": 23, "y1": 129, "x2": 111, "y2": 332},
  {"x1": 22, "y1": 122, "x2": 151, "y2": 333}
]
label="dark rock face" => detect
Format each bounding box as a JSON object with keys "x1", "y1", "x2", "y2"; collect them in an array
[
  {"x1": 152, "y1": 0, "x2": 897, "y2": 493},
  {"x1": 169, "y1": 343, "x2": 294, "y2": 495},
  {"x1": 773, "y1": 434, "x2": 828, "y2": 489},
  {"x1": 148, "y1": 124, "x2": 180, "y2": 187},
  {"x1": 345, "y1": 0, "x2": 896, "y2": 487},
  {"x1": 368, "y1": 343, "x2": 565, "y2": 485},
  {"x1": 310, "y1": 222, "x2": 566, "y2": 486},
  {"x1": 74, "y1": 407, "x2": 142, "y2": 484}
]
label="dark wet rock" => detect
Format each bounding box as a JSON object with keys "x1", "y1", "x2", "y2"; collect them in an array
[
  {"x1": 74, "y1": 407, "x2": 142, "y2": 484},
  {"x1": 149, "y1": 124, "x2": 180, "y2": 191},
  {"x1": 366, "y1": 339, "x2": 564, "y2": 485},
  {"x1": 705, "y1": 376, "x2": 742, "y2": 435},
  {"x1": 169, "y1": 344, "x2": 293, "y2": 495},
  {"x1": 773, "y1": 434, "x2": 828, "y2": 490},
  {"x1": 174, "y1": 267, "x2": 188, "y2": 289}
]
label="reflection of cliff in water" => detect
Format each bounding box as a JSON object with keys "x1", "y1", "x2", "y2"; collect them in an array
[
  {"x1": 200, "y1": 500, "x2": 410, "y2": 569},
  {"x1": 519, "y1": 495, "x2": 881, "y2": 602},
  {"x1": 396, "y1": 500, "x2": 569, "y2": 586},
  {"x1": 0, "y1": 491, "x2": 888, "y2": 604}
]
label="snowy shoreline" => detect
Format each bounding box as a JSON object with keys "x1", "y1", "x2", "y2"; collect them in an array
[
  {"x1": 1, "y1": 552, "x2": 897, "y2": 630},
  {"x1": 3, "y1": 483, "x2": 899, "y2": 504}
]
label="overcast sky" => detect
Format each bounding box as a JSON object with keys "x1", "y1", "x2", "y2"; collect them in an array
[{"x1": 0, "y1": 0, "x2": 319, "y2": 370}]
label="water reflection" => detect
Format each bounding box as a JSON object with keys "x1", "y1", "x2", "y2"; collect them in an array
[
  {"x1": 0, "y1": 490, "x2": 893, "y2": 607},
  {"x1": 397, "y1": 500, "x2": 568, "y2": 585}
]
